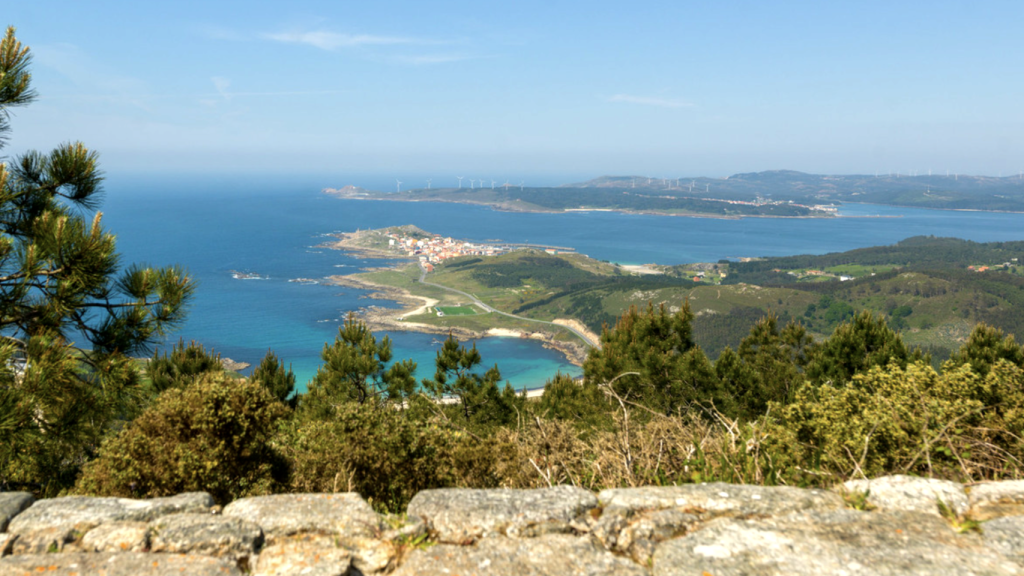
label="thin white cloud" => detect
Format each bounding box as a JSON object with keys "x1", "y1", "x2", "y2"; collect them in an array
[
  {"x1": 262, "y1": 30, "x2": 415, "y2": 50},
  {"x1": 608, "y1": 94, "x2": 693, "y2": 109},
  {"x1": 211, "y1": 77, "x2": 231, "y2": 101}
]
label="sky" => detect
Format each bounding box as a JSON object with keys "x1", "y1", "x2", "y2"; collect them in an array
[{"x1": 3, "y1": 0, "x2": 1024, "y2": 183}]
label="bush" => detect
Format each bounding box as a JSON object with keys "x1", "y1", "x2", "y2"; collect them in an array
[
  {"x1": 278, "y1": 403, "x2": 496, "y2": 511},
  {"x1": 74, "y1": 373, "x2": 289, "y2": 503},
  {"x1": 764, "y1": 360, "x2": 1024, "y2": 481},
  {"x1": 945, "y1": 323, "x2": 1024, "y2": 378}
]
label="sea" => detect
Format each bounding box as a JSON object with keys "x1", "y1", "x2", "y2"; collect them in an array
[{"x1": 99, "y1": 174, "x2": 1024, "y2": 391}]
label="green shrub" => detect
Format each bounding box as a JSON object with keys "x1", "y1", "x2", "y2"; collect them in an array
[
  {"x1": 764, "y1": 360, "x2": 1024, "y2": 480},
  {"x1": 278, "y1": 403, "x2": 495, "y2": 511},
  {"x1": 74, "y1": 373, "x2": 289, "y2": 503},
  {"x1": 945, "y1": 323, "x2": 1024, "y2": 378}
]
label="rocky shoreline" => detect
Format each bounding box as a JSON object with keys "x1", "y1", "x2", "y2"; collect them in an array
[{"x1": 4, "y1": 475, "x2": 1024, "y2": 574}]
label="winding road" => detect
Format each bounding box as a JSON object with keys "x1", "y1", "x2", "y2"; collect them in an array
[{"x1": 416, "y1": 263, "x2": 599, "y2": 349}]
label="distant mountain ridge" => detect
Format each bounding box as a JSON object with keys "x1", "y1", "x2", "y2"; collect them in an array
[{"x1": 568, "y1": 171, "x2": 1024, "y2": 211}]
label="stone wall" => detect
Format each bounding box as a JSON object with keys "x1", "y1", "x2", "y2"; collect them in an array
[{"x1": 1, "y1": 475, "x2": 1023, "y2": 575}]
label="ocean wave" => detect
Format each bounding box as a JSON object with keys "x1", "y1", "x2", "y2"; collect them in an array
[{"x1": 230, "y1": 270, "x2": 269, "y2": 280}]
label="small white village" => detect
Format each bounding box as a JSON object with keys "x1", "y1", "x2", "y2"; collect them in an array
[{"x1": 384, "y1": 231, "x2": 565, "y2": 272}]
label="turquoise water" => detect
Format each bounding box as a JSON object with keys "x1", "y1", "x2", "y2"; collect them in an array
[{"x1": 100, "y1": 175, "x2": 1024, "y2": 390}]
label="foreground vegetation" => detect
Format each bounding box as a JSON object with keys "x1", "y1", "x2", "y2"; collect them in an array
[
  {"x1": 5, "y1": 26, "x2": 1024, "y2": 517},
  {"x1": 56, "y1": 307, "x2": 1024, "y2": 513}
]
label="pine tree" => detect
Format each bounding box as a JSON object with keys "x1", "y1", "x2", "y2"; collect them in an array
[
  {"x1": 583, "y1": 302, "x2": 726, "y2": 415},
  {"x1": 422, "y1": 334, "x2": 522, "y2": 429},
  {"x1": 250, "y1": 349, "x2": 297, "y2": 407},
  {"x1": 148, "y1": 339, "x2": 223, "y2": 393},
  {"x1": 0, "y1": 27, "x2": 195, "y2": 494},
  {"x1": 301, "y1": 314, "x2": 417, "y2": 415}
]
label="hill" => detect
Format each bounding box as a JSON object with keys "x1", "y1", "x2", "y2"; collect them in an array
[
  {"x1": 572, "y1": 171, "x2": 1024, "y2": 211},
  {"x1": 338, "y1": 231, "x2": 1024, "y2": 365}
]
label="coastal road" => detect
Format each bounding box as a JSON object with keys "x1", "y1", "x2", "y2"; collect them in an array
[{"x1": 416, "y1": 263, "x2": 599, "y2": 349}]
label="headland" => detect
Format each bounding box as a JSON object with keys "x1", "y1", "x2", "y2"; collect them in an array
[{"x1": 322, "y1": 226, "x2": 595, "y2": 366}]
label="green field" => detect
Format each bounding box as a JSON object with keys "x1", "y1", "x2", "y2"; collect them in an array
[{"x1": 435, "y1": 305, "x2": 477, "y2": 316}]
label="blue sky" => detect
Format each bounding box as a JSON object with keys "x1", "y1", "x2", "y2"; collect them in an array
[{"x1": 4, "y1": 1, "x2": 1023, "y2": 182}]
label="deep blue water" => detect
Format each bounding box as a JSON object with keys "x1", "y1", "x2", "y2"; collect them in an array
[{"x1": 99, "y1": 175, "x2": 1024, "y2": 390}]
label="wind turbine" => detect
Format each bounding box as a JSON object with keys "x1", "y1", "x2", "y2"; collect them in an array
[
  {"x1": 396, "y1": 179, "x2": 402, "y2": 193},
  {"x1": 491, "y1": 180, "x2": 496, "y2": 190},
  {"x1": 427, "y1": 179, "x2": 432, "y2": 189},
  {"x1": 503, "y1": 180, "x2": 510, "y2": 190},
  {"x1": 457, "y1": 176, "x2": 464, "y2": 189},
  {"x1": 470, "y1": 179, "x2": 476, "y2": 189},
  {"x1": 519, "y1": 181, "x2": 524, "y2": 191}
]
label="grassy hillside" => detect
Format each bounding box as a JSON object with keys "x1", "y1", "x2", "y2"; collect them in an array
[{"x1": 420, "y1": 237, "x2": 1024, "y2": 363}]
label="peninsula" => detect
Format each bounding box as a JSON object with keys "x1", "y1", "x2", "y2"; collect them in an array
[
  {"x1": 325, "y1": 229, "x2": 1024, "y2": 368},
  {"x1": 323, "y1": 225, "x2": 598, "y2": 365},
  {"x1": 325, "y1": 170, "x2": 1024, "y2": 215},
  {"x1": 323, "y1": 181, "x2": 834, "y2": 219}
]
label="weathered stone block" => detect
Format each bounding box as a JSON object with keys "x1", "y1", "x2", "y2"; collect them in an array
[
  {"x1": 79, "y1": 521, "x2": 149, "y2": 552},
  {"x1": 599, "y1": 482, "x2": 843, "y2": 518},
  {"x1": 8, "y1": 527, "x2": 77, "y2": 555},
  {"x1": 0, "y1": 551, "x2": 243, "y2": 575},
  {"x1": 393, "y1": 534, "x2": 648, "y2": 576},
  {"x1": 614, "y1": 508, "x2": 698, "y2": 565},
  {"x1": 970, "y1": 480, "x2": 1024, "y2": 521},
  {"x1": 840, "y1": 475, "x2": 968, "y2": 517},
  {"x1": 983, "y1": 515, "x2": 1024, "y2": 566},
  {"x1": 7, "y1": 492, "x2": 214, "y2": 534},
  {"x1": 149, "y1": 513, "x2": 263, "y2": 561},
  {"x1": 653, "y1": 509, "x2": 1016, "y2": 576},
  {"x1": 0, "y1": 493, "x2": 33, "y2": 533},
  {"x1": 407, "y1": 485, "x2": 598, "y2": 543},
  {"x1": 254, "y1": 534, "x2": 353, "y2": 576},
  {"x1": 223, "y1": 493, "x2": 380, "y2": 539}
]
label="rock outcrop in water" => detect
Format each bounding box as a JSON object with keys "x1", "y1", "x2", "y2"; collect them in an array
[{"x1": 2, "y1": 475, "x2": 1024, "y2": 575}]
